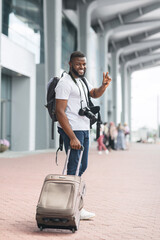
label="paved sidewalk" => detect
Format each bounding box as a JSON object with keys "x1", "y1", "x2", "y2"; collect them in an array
[{"x1": 0, "y1": 143, "x2": 160, "y2": 240}]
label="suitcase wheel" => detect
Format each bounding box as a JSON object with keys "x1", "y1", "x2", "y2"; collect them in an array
[
  {"x1": 40, "y1": 226, "x2": 43, "y2": 231},
  {"x1": 71, "y1": 228, "x2": 75, "y2": 233}
]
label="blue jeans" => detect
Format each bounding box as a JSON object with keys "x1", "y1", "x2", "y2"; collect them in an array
[{"x1": 58, "y1": 127, "x2": 89, "y2": 176}]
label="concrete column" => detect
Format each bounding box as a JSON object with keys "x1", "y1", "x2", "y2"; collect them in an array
[
  {"x1": 0, "y1": 0, "x2": 2, "y2": 137},
  {"x1": 77, "y1": 2, "x2": 90, "y2": 57},
  {"x1": 98, "y1": 33, "x2": 109, "y2": 122},
  {"x1": 43, "y1": 0, "x2": 62, "y2": 148},
  {"x1": 111, "y1": 51, "x2": 119, "y2": 125},
  {"x1": 77, "y1": 2, "x2": 92, "y2": 81},
  {"x1": 105, "y1": 31, "x2": 114, "y2": 124},
  {"x1": 121, "y1": 62, "x2": 128, "y2": 124},
  {"x1": 11, "y1": 76, "x2": 30, "y2": 151},
  {"x1": 128, "y1": 70, "x2": 132, "y2": 140},
  {"x1": 36, "y1": 64, "x2": 47, "y2": 149}
]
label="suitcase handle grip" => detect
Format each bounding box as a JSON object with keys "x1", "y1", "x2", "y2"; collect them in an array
[
  {"x1": 68, "y1": 146, "x2": 84, "y2": 151},
  {"x1": 62, "y1": 146, "x2": 84, "y2": 176},
  {"x1": 80, "y1": 146, "x2": 84, "y2": 151}
]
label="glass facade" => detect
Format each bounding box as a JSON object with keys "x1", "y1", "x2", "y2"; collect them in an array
[
  {"x1": 1, "y1": 1, "x2": 78, "y2": 150},
  {"x1": 2, "y1": 1, "x2": 77, "y2": 68},
  {"x1": 2, "y1": 0, "x2": 44, "y2": 63},
  {"x1": 62, "y1": 15, "x2": 77, "y2": 70}
]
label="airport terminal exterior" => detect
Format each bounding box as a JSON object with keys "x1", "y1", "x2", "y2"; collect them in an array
[{"x1": 0, "y1": 0, "x2": 159, "y2": 151}]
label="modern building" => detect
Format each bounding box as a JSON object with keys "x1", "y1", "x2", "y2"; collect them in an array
[{"x1": 1, "y1": 0, "x2": 160, "y2": 151}]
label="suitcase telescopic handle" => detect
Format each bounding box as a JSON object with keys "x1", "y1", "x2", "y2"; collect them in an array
[{"x1": 62, "y1": 146, "x2": 84, "y2": 176}]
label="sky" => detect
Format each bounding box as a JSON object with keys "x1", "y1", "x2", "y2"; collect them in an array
[{"x1": 131, "y1": 66, "x2": 160, "y2": 131}]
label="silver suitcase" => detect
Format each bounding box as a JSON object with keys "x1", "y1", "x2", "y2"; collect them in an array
[{"x1": 36, "y1": 147, "x2": 85, "y2": 233}]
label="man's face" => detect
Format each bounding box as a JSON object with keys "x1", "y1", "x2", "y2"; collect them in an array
[{"x1": 69, "y1": 57, "x2": 87, "y2": 78}]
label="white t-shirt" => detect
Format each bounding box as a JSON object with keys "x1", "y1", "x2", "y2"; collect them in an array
[{"x1": 55, "y1": 73, "x2": 93, "y2": 130}]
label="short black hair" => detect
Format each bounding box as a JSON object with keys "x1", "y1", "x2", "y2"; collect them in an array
[{"x1": 70, "y1": 51, "x2": 86, "y2": 62}]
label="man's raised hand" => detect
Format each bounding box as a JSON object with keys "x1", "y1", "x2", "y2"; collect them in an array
[{"x1": 103, "y1": 72, "x2": 111, "y2": 87}]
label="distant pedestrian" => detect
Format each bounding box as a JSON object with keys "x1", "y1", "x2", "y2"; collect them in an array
[
  {"x1": 97, "y1": 124, "x2": 109, "y2": 155},
  {"x1": 103, "y1": 122, "x2": 109, "y2": 147},
  {"x1": 153, "y1": 134, "x2": 157, "y2": 144},
  {"x1": 116, "y1": 123, "x2": 126, "y2": 150},
  {"x1": 108, "y1": 122, "x2": 117, "y2": 150}
]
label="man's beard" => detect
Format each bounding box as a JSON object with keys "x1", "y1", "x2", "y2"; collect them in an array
[{"x1": 71, "y1": 66, "x2": 86, "y2": 78}]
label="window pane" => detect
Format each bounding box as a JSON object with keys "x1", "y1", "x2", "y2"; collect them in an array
[
  {"x1": 2, "y1": 0, "x2": 44, "y2": 63},
  {"x1": 62, "y1": 16, "x2": 77, "y2": 70}
]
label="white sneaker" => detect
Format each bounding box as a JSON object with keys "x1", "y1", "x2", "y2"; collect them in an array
[
  {"x1": 98, "y1": 151, "x2": 102, "y2": 155},
  {"x1": 80, "y1": 208, "x2": 95, "y2": 220},
  {"x1": 105, "y1": 149, "x2": 109, "y2": 155}
]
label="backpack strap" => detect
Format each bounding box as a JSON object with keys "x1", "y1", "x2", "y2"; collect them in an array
[
  {"x1": 50, "y1": 72, "x2": 67, "y2": 140},
  {"x1": 61, "y1": 71, "x2": 68, "y2": 78},
  {"x1": 51, "y1": 119, "x2": 54, "y2": 139},
  {"x1": 55, "y1": 134, "x2": 63, "y2": 165}
]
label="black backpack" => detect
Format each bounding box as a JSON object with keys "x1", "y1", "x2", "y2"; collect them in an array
[
  {"x1": 45, "y1": 75, "x2": 64, "y2": 165},
  {"x1": 45, "y1": 76, "x2": 60, "y2": 139}
]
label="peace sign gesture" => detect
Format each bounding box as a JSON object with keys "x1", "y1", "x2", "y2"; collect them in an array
[
  {"x1": 102, "y1": 72, "x2": 111, "y2": 87},
  {"x1": 89, "y1": 71, "x2": 112, "y2": 98}
]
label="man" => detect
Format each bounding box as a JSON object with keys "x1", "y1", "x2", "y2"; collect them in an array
[{"x1": 55, "y1": 51, "x2": 111, "y2": 219}]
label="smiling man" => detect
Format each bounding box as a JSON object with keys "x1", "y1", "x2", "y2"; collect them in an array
[{"x1": 55, "y1": 51, "x2": 111, "y2": 220}]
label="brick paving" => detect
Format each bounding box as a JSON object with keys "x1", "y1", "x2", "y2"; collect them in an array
[{"x1": 0, "y1": 142, "x2": 160, "y2": 240}]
